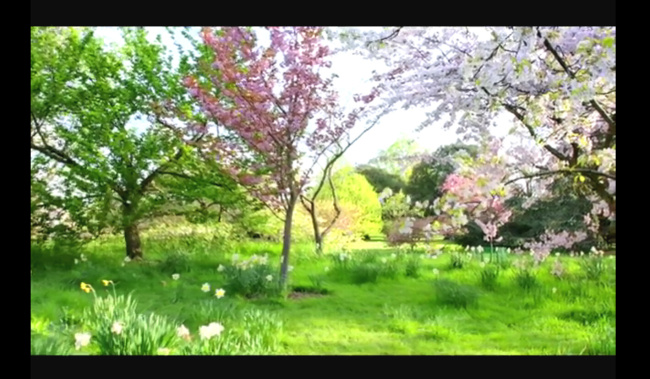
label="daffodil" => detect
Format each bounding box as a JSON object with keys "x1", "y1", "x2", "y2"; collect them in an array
[
  {"x1": 288, "y1": 266, "x2": 294, "y2": 272},
  {"x1": 552, "y1": 287, "x2": 558, "y2": 294},
  {"x1": 80, "y1": 254, "x2": 87, "y2": 262},
  {"x1": 102, "y1": 280, "x2": 113, "y2": 287},
  {"x1": 215, "y1": 288, "x2": 225, "y2": 299},
  {"x1": 217, "y1": 264, "x2": 225, "y2": 272},
  {"x1": 80, "y1": 282, "x2": 93, "y2": 293},
  {"x1": 124, "y1": 256, "x2": 132, "y2": 263},
  {"x1": 177, "y1": 324, "x2": 190, "y2": 340},
  {"x1": 432, "y1": 268, "x2": 440, "y2": 275},
  {"x1": 172, "y1": 274, "x2": 180, "y2": 280},
  {"x1": 265, "y1": 275, "x2": 273, "y2": 282},
  {"x1": 201, "y1": 283, "x2": 210, "y2": 293},
  {"x1": 199, "y1": 322, "x2": 224, "y2": 340},
  {"x1": 74, "y1": 332, "x2": 91, "y2": 350},
  {"x1": 111, "y1": 321, "x2": 123, "y2": 335},
  {"x1": 74, "y1": 259, "x2": 79, "y2": 265}
]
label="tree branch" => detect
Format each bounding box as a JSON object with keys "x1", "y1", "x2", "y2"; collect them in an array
[{"x1": 504, "y1": 168, "x2": 615, "y2": 186}]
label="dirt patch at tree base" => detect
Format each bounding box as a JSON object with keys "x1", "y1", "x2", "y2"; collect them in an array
[{"x1": 288, "y1": 286, "x2": 330, "y2": 300}]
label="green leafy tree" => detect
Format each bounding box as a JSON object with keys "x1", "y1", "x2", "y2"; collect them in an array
[
  {"x1": 405, "y1": 143, "x2": 478, "y2": 215},
  {"x1": 355, "y1": 164, "x2": 405, "y2": 194},
  {"x1": 30, "y1": 27, "x2": 229, "y2": 259}
]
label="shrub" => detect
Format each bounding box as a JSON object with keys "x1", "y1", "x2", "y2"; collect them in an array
[
  {"x1": 433, "y1": 279, "x2": 479, "y2": 309},
  {"x1": 222, "y1": 254, "x2": 279, "y2": 298}
]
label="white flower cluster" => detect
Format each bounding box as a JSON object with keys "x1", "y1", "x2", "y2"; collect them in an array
[{"x1": 232, "y1": 254, "x2": 269, "y2": 270}]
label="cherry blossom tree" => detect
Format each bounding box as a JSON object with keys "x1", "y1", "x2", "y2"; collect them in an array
[
  {"x1": 178, "y1": 27, "x2": 381, "y2": 288},
  {"x1": 335, "y1": 26, "x2": 615, "y2": 243}
]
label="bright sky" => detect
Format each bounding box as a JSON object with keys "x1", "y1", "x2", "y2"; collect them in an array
[{"x1": 93, "y1": 27, "x2": 514, "y2": 167}]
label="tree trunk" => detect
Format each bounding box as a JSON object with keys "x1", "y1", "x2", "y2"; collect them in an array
[
  {"x1": 124, "y1": 222, "x2": 143, "y2": 259},
  {"x1": 279, "y1": 198, "x2": 297, "y2": 290},
  {"x1": 308, "y1": 205, "x2": 323, "y2": 255},
  {"x1": 122, "y1": 201, "x2": 143, "y2": 259}
]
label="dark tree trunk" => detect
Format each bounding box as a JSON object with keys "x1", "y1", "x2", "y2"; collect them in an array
[
  {"x1": 122, "y1": 201, "x2": 143, "y2": 259},
  {"x1": 279, "y1": 198, "x2": 297, "y2": 290},
  {"x1": 124, "y1": 222, "x2": 143, "y2": 259}
]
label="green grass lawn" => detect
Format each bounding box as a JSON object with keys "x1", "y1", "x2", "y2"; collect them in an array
[{"x1": 30, "y1": 236, "x2": 616, "y2": 355}]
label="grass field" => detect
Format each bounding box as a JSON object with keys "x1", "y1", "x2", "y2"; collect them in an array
[{"x1": 30, "y1": 235, "x2": 616, "y2": 355}]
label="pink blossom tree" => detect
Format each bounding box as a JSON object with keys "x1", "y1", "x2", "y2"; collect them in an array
[{"x1": 176, "y1": 27, "x2": 380, "y2": 288}]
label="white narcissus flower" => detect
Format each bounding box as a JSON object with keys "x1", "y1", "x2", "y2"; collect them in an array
[
  {"x1": 111, "y1": 321, "x2": 123, "y2": 335},
  {"x1": 201, "y1": 283, "x2": 210, "y2": 292},
  {"x1": 215, "y1": 288, "x2": 225, "y2": 299},
  {"x1": 80, "y1": 254, "x2": 87, "y2": 262},
  {"x1": 555, "y1": 253, "x2": 561, "y2": 257},
  {"x1": 552, "y1": 287, "x2": 557, "y2": 294},
  {"x1": 124, "y1": 256, "x2": 132, "y2": 263},
  {"x1": 288, "y1": 266, "x2": 294, "y2": 272},
  {"x1": 74, "y1": 259, "x2": 79, "y2": 265},
  {"x1": 432, "y1": 269, "x2": 440, "y2": 275},
  {"x1": 199, "y1": 322, "x2": 225, "y2": 340},
  {"x1": 177, "y1": 324, "x2": 190, "y2": 339},
  {"x1": 172, "y1": 274, "x2": 180, "y2": 280},
  {"x1": 217, "y1": 264, "x2": 225, "y2": 272},
  {"x1": 266, "y1": 275, "x2": 273, "y2": 281},
  {"x1": 74, "y1": 332, "x2": 91, "y2": 350},
  {"x1": 381, "y1": 258, "x2": 387, "y2": 263}
]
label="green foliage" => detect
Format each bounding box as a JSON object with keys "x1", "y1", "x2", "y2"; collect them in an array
[
  {"x1": 449, "y1": 251, "x2": 469, "y2": 270},
  {"x1": 479, "y1": 265, "x2": 500, "y2": 290},
  {"x1": 160, "y1": 250, "x2": 193, "y2": 273},
  {"x1": 31, "y1": 27, "x2": 238, "y2": 257},
  {"x1": 222, "y1": 257, "x2": 279, "y2": 298},
  {"x1": 314, "y1": 165, "x2": 383, "y2": 238},
  {"x1": 579, "y1": 254, "x2": 606, "y2": 281},
  {"x1": 404, "y1": 143, "x2": 478, "y2": 215},
  {"x1": 433, "y1": 279, "x2": 480, "y2": 309},
  {"x1": 514, "y1": 266, "x2": 539, "y2": 291},
  {"x1": 355, "y1": 164, "x2": 405, "y2": 194},
  {"x1": 179, "y1": 308, "x2": 282, "y2": 355},
  {"x1": 84, "y1": 293, "x2": 178, "y2": 355},
  {"x1": 349, "y1": 263, "x2": 383, "y2": 284},
  {"x1": 405, "y1": 255, "x2": 422, "y2": 278},
  {"x1": 367, "y1": 136, "x2": 424, "y2": 179},
  {"x1": 31, "y1": 334, "x2": 73, "y2": 355}
]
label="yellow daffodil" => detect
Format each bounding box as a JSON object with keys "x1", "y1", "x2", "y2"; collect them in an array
[
  {"x1": 102, "y1": 280, "x2": 113, "y2": 286},
  {"x1": 201, "y1": 283, "x2": 210, "y2": 293},
  {"x1": 215, "y1": 288, "x2": 225, "y2": 299}
]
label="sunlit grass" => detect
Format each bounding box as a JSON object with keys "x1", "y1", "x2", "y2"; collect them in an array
[{"x1": 31, "y1": 234, "x2": 615, "y2": 355}]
